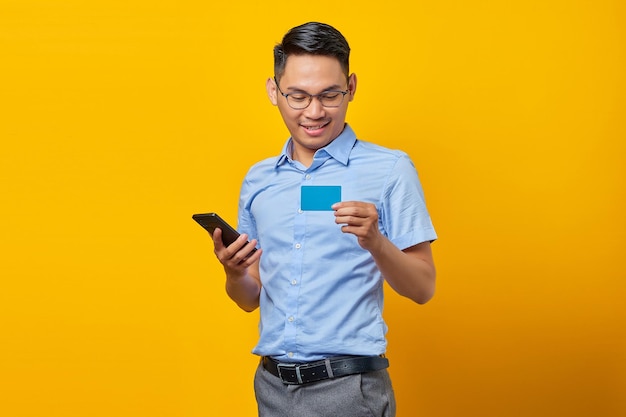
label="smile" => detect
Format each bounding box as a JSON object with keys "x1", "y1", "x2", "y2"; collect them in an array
[{"x1": 301, "y1": 121, "x2": 330, "y2": 131}]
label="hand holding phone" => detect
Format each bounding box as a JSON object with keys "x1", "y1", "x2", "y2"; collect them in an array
[{"x1": 192, "y1": 212, "x2": 257, "y2": 255}]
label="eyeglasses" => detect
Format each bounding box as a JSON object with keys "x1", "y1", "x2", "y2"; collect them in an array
[{"x1": 274, "y1": 77, "x2": 349, "y2": 110}]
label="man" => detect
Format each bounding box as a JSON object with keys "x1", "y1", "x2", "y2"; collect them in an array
[{"x1": 212, "y1": 22, "x2": 437, "y2": 417}]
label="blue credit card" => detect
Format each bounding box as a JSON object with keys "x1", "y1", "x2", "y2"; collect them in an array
[{"x1": 301, "y1": 185, "x2": 342, "y2": 211}]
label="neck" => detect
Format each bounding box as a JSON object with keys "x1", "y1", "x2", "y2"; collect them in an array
[
  {"x1": 291, "y1": 145, "x2": 315, "y2": 168},
  {"x1": 291, "y1": 144, "x2": 315, "y2": 168}
]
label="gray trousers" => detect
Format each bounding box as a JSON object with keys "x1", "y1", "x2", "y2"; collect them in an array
[{"x1": 254, "y1": 361, "x2": 396, "y2": 417}]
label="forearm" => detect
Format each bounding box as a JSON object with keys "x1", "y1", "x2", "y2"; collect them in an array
[
  {"x1": 211, "y1": 229, "x2": 262, "y2": 312},
  {"x1": 370, "y1": 239, "x2": 436, "y2": 304},
  {"x1": 225, "y1": 271, "x2": 261, "y2": 312}
]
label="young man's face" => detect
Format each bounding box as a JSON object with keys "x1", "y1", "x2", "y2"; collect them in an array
[{"x1": 267, "y1": 54, "x2": 356, "y2": 162}]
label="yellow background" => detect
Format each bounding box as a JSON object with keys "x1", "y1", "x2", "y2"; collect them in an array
[{"x1": 1, "y1": 1, "x2": 624, "y2": 416}]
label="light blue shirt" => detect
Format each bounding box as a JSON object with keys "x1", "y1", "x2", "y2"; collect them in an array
[{"x1": 238, "y1": 124, "x2": 437, "y2": 362}]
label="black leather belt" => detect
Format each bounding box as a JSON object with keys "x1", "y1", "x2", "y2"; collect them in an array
[{"x1": 262, "y1": 355, "x2": 389, "y2": 385}]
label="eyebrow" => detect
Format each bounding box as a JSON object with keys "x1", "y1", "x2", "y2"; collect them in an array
[{"x1": 283, "y1": 83, "x2": 345, "y2": 94}]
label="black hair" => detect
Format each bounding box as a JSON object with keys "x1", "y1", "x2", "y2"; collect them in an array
[{"x1": 273, "y1": 22, "x2": 350, "y2": 81}]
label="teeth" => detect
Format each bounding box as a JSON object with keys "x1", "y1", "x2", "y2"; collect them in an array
[{"x1": 304, "y1": 124, "x2": 326, "y2": 130}]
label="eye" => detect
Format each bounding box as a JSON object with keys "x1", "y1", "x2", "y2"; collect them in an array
[
  {"x1": 321, "y1": 92, "x2": 341, "y2": 100},
  {"x1": 289, "y1": 94, "x2": 309, "y2": 102}
]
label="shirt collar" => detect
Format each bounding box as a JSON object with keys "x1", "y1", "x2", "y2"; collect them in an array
[{"x1": 275, "y1": 124, "x2": 356, "y2": 168}]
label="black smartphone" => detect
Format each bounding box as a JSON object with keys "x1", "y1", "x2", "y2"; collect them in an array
[{"x1": 192, "y1": 212, "x2": 257, "y2": 254}]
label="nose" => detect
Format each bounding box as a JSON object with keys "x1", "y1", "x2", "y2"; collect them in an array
[{"x1": 303, "y1": 96, "x2": 326, "y2": 119}]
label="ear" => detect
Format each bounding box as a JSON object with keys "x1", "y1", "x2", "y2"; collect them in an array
[
  {"x1": 266, "y1": 77, "x2": 278, "y2": 105},
  {"x1": 347, "y1": 73, "x2": 357, "y2": 102}
]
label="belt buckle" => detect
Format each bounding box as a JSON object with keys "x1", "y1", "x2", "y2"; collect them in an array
[{"x1": 276, "y1": 362, "x2": 301, "y2": 384}]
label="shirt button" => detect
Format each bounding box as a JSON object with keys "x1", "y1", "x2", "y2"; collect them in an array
[
  {"x1": 305, "y1": 174, "x2": 311, "y2": 180},
  {"x1": 298, "y1": 208, "x2": 303, "y2": 214},
  {"x1": 288, "y1": 316, "x2": 295, "y2": 322},
  {"x1": 291, "y1": 279, "x2": 297, "y2": 285},
  {"x1": 295, "y1": 243, "x2": 302, "y2": 249},
  {"x1": 288, "y1": 352, "x2": 294, "y2": 358}
]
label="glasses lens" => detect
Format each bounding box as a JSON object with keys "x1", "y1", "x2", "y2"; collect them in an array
[
  {"x1": 319, "y1": 92, "x2": 345, "y2": 108},
  {"x1": 286, "y1": 94, "x2": 311, "y2": 110},
  {"x1": 285, "y1": 92, "x2": 346, "y2": 109}
]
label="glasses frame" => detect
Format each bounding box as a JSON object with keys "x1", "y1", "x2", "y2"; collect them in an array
[{"x1": 274, "y1": 76, "x2": 349, "y2": 110}]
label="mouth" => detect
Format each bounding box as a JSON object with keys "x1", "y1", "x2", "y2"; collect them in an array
[{"x1": 300, "y1": 120, "x2": 330, "y2": 133}]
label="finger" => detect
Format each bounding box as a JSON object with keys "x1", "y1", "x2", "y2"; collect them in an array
[
  {"x1": 332, "y1": 201, "x2": 368, "y2": 209},
  {"x1": 212, "y1": 228, "x2": 226, "y2": 250},
  {"x1": 334, "y1": 202, "x2": 377, "y2": 219},
  {"x1": 214, "y1": 229, "x2": 248, "y2": 261},
  {"x1": 237, "y1": 246, "x2": 262, "y2": 267},
  {"x1": 335, "y1": 214, "x2": 364, "y2": 226}
]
